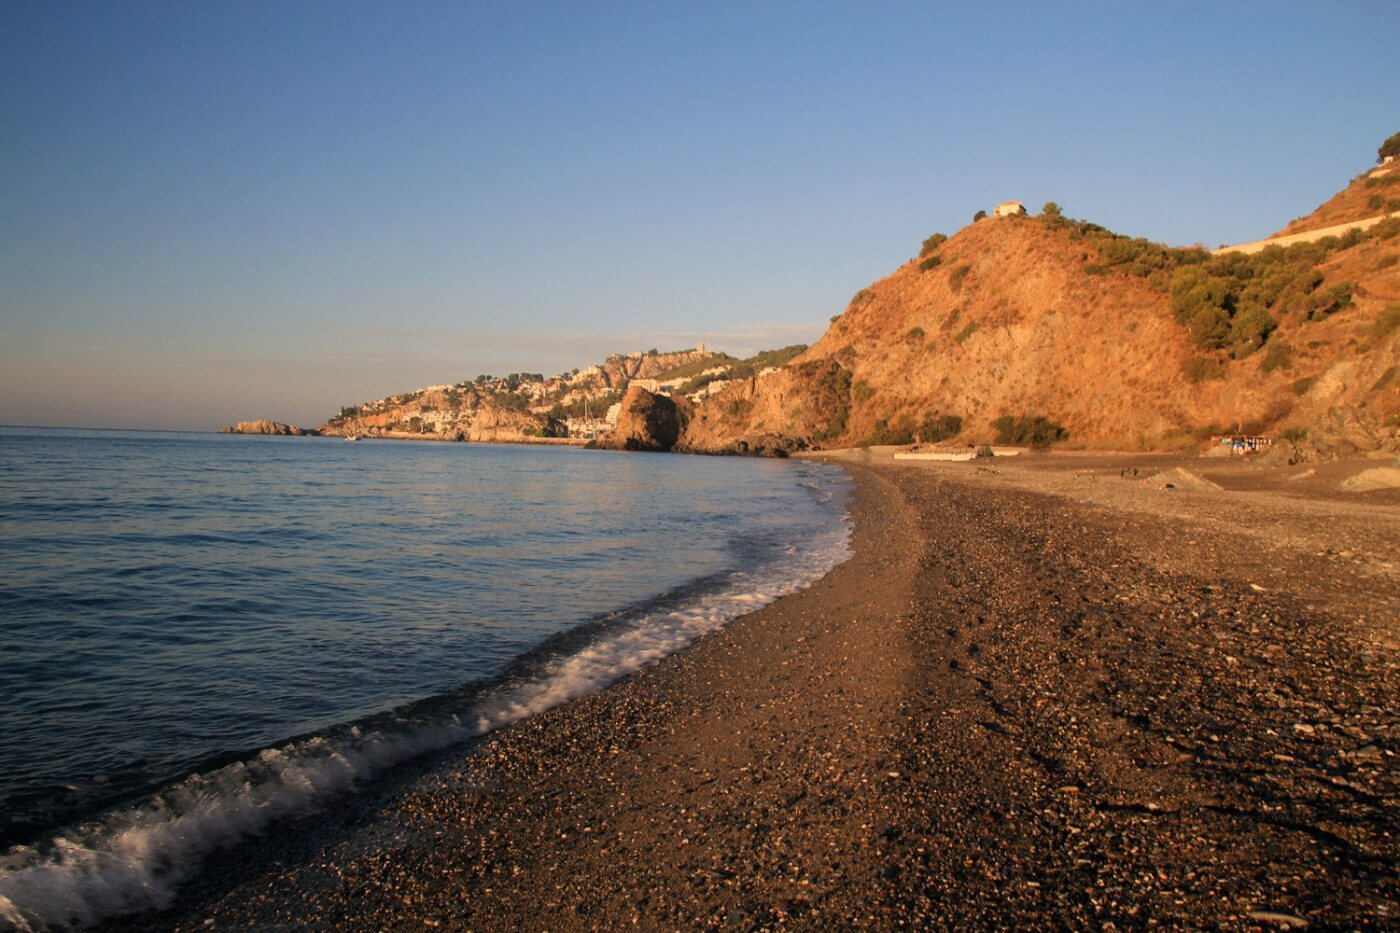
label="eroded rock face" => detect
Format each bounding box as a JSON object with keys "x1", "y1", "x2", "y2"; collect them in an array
[
  {"x1": 679, "y1": 432, "x2": 797, "y2": 458},
  {"x1": 219, "y1": 420, "x2": 311, "y2": 436},
  {"x1": 589, "y1": 386, "x2": 691, "y2": 452},
  {"x1": 680, "y1": 359, "x2": 851, "y2": 456}
]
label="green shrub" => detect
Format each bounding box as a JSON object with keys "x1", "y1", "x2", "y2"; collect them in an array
[
  {"x1": 1041, "y1": 202, "x2": 1063, "y2": 221},
  {"x1": 1184, "y1": 357, "x2": 1226, "y2": 383},
  {"x1": 1311, "y1": 281, "x2": 1353, "y2": 317},
  {"x1": 992, "y1": 415, "x2": 1068, "y2": 447},
  {"x1": 850, "y1": 288, "x2": 873, "y2": 307},
  {"x1": 973, "y1": 209, "x2": 987, "y2": 222},
  {"x1": 1281, "y1": 427, "x2": 1309, "y2": 443},
  {"x1": 1187, "y1": 307, "x2": 1231, "y2": 349},
  {"x1": 809, "y1": 363, "x2": 853, "y2": 443},
  {"x1": 1372, "y1": 366, "x2": 1397, "y2": 392},
  {"x1": 907, "y1": 326, "x2": 925, "y2": 340},
  {"x1": 1370, "y1": 287, "x2": 1398, "y2": 338},
  {"x1": 916, "y1": 413, "x2": 963, "y2": 443},
  {"x1": 1227, "y1": 304, "x2": 1277, "y2": 357},
  {"x1": 941, "y1": 307, "x2": 962, "y2": 331},
  {"x1": 919, "y1": 254, "x2": 943, "y2": 271},
  {"x1": 1371, "y1": 194, "x2": 1387, "y2": 211},
  {"x1": 1373, "y1": 303, "x2": 1400, "y2": 339},
  {"x1": 920, "y1": 233, "x2": 948, "y2": 257},
  {"x1": 1379, "y1": 130, "x2": 1400, "y2": 163},
  {"x1": 1260, "y1": 339, "x2": 1292, "y2": 373},
  {"x1": 863, "y1": 416, "x2": 915, "y2": 447},
  {"x1": 1291, "y1": 376, "x2": 1316, "y2": 395},
  {"x1": 955, "y1": 322, "x2": 979, "y2": 344},
  {"x1": 853, "y1": 380, "x2": 874, "y2": 403},
  {"x1": 949, "y1": 264, "x2": 972, "y2": 293}
]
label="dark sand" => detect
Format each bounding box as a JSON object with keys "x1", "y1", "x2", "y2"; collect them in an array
[{"x1": 131, "y1": 454, "x2": 1396, "y2": 930}]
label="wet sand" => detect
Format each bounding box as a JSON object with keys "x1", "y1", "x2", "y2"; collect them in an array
[{"x1": 137, "y1": 453, "x2": 1396, "y2": 930}]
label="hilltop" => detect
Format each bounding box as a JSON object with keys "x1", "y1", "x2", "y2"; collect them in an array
[
  {"x1": 1276, "y1": 147, "x2": 1400, "y2": 236},
  {"x1": 675, "y1": 152, "x2": 1400, "y2": 459}
]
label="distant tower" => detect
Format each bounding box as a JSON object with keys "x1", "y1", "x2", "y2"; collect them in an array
[{"x1": 698, "y1": 341, "x2": 707, "y2": 353}]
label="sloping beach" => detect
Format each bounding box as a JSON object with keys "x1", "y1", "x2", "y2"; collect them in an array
[{"x1": 139, "y1": 453, "x2": 1396, "y2": 930}]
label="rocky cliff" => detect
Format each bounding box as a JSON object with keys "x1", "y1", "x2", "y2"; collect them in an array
[
  {"x1": 219, "y1": 420, "x2": 313, "y2": 436},
  {"x1": 316, "y1": 383, "x2": 563, "y2": 442},
  {"x1": 589, "y1": 385, "x2": 692, "y2": 452},
  {"x1": 681, "y1": 172, "x2": 1400, "y2": 456},
  {"x1": 596, "y1": 349, "x2": 716, "y2": 389},
  {"x1": 309, "y1": 348, "x2": 718, "y2": 443}
]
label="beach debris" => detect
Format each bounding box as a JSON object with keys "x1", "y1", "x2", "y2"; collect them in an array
[
  {"x1": 1246, "y1": 910, "x2": 1308, "y2": 928},
  {"x1": 894, "y1": 450, "x2": 975, "y2": 461}
]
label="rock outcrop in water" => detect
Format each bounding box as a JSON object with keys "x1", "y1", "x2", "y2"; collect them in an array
[
  {"x1": 219, "y1": 420, "x2": 313, "y2": 436},
  {"x1": 589, "y1": 385, "x2": 691, "y2": 452}
]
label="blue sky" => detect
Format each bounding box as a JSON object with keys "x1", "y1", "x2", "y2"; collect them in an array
[{"x1": 3, "y1": 1, "x2": 1398, "y2": 429}]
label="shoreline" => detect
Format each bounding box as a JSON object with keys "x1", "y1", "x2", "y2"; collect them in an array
[{"x1": 121, "y1": 453, "x2": 1396, "y2": 929}]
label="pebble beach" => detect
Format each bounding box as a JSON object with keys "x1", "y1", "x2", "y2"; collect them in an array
[{"x1": 120, "y1": 452, "x2": 1397, "y2": 930}]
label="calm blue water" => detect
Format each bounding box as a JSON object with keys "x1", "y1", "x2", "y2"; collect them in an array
[{"x1": 0, "y1": 428, "x2": 850, "y2": 927}]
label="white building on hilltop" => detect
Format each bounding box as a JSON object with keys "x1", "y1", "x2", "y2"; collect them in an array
[{"x1": 994, "y1": 200, "x2": 1026, "y2": 218}]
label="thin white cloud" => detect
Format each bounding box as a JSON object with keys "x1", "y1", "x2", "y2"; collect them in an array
[{"x1": 355, "y1": 320, "x2": 826, "y2": 360}]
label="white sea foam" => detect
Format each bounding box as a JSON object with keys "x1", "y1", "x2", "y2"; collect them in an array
[{"x1": 0, "y1": 489, "x2": 851, "y2": 930}]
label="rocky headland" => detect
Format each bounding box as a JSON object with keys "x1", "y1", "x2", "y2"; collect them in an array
[
  {"x1": 218, "y1": 419, "x2": 315, "y2": 436},
  {"x1": 596, "y1": 152, "x2": 1400, "y2": 459}
]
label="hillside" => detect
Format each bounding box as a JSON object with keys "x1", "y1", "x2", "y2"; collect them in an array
[
  {"x1": 1276, "y1": 159, "x2": 1400, "y2": 236},
  {"x1": 681, "y1": 170, "x2": 1400, "y2": 457}
]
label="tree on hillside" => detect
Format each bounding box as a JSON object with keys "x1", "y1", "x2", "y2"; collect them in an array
[
  {"x1": 1042, "y1": 202, "x2": 1063, "y2": 221},
  {"x1": 973, "y1": 209, "x2": 987, "y2": 222},
  {"x1": 1380, "y1": 131, "x2": 1400, "y2": 163},
  {"x1": 920, "y1": 232, "x2": 948, "y2": 257}
]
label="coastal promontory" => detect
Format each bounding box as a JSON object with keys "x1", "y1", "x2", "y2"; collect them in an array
[{"x1": 218, "y1": 420, "x2": 315, "y2": 436}]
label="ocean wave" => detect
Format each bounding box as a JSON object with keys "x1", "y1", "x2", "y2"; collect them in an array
[{"x1": 0, "y1": 496, "x2": 851, "y2": 930}]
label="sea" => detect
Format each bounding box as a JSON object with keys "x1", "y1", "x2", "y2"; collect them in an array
[{"x1": 0, "y1": 427, "x2": 851, "y2": 928}]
